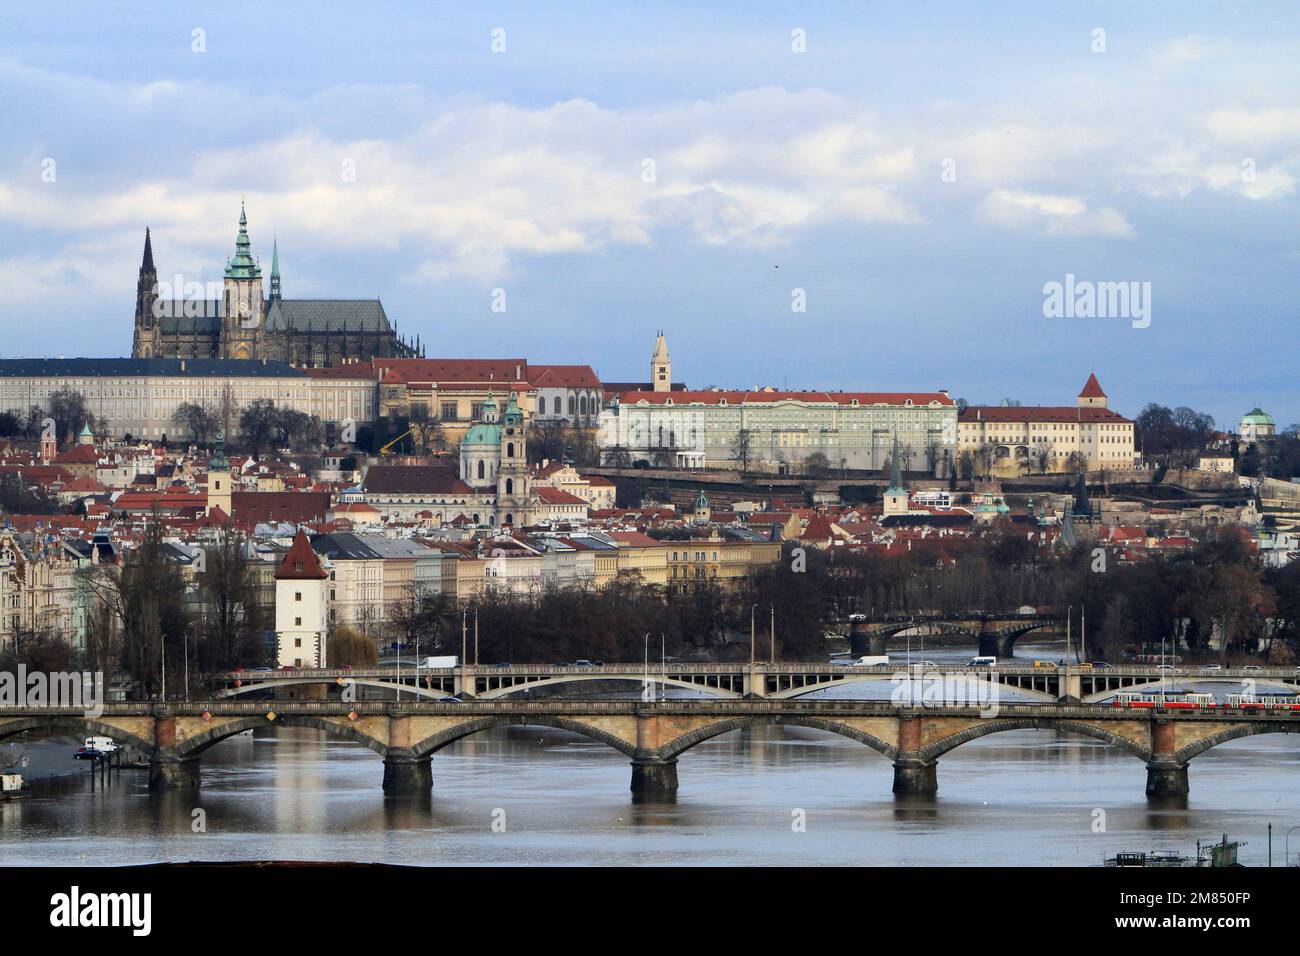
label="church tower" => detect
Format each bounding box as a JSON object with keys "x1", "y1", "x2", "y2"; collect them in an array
[
  {"x1": 219, "y1": 203, "x2": 264, "y2": 360},
  {"x1": 132, "y1": 228, "x2": 160, "y2": 358},
  {"x1": 205, "y1": 433, "x2": 233, "y2": 519},
  {"x1": 1077, "y1": 372, "x2": 1108, "y2": 409},
  {"x1": 651, "y1": 331, "x2": 671, "y2": 392},
  {"x1": 495, "y1": 392, "x2": 531, "y2": 526}
]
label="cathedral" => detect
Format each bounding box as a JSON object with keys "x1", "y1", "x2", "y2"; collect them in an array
[
  {"x1": 458, "y1": 390, "x2": 535, "y2": 527},
  {"x1": 131, "y1": 204, "x2": 421, "y2": 366}
]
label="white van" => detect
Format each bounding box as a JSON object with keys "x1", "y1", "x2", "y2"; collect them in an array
[
  {"x1": 850, "y1": 655, "x2": 890, "y2": 667},
  {"x1": 967, "y1": 656, "x2": 998, "y2": 667}
]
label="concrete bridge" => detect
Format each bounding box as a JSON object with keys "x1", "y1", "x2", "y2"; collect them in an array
[
  {"x1": 3, "y1": 699, "x2": 1296, "y2": 800},
  {"x1": 851, "y1": 614, "x2": 1060, "y2": 658},
  {"x1": 210, "y1": 663, "x2": 1300, "y2": 705}
]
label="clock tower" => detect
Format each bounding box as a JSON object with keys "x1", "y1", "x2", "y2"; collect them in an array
[{"x1": 219, "y1": 202, "x2": 264, "y2": 360}]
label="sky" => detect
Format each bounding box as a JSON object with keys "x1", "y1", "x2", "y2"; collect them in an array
[{"x1": 1, "y1": 1, "x2": 1297, "y2": 429}]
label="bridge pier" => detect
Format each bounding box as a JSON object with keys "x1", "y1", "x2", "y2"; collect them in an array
[
  {"x1": 892, "y1": 715, "x2": 937, "y2": 795},
  {"x1": 1146, "y1": 721, "x2": 1188, "y2": 798},
  {"x1": 892, "y1": 758, "x2": 938, "y2": 795},
  {"x1": 383, "y1": 755, "x2": 433, "y2": 794},
  {"x1": 149, "y1": 754, "x2": 201, "y2": 790},
  {"x1": 630, "y1": 757, "x2": 678, "y2": 796}
]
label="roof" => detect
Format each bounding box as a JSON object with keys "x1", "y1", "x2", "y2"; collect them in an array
[
  {"x1": 54, "y1": 445, "x2": 99, "y2": 464},
  {"x1": 361, "y1": 465, "x2": 476, "y2": 495},
  {"x1": 372, "y1": 358, "x2": 529, "y2": 385},
  {"x1": 1079, "y1": 372, "x2": 1107, "y2": 399},
  {"x1": 1242, "y1": 407, "x2": 1275, "y2": 425},
  {"x1": 531, "y1": 365, "x2": 602, "y2": 389},
  {"x1": 615, "y1": 389, "x2": 955, "y2": 407},
  {"x1": 0, "y1": 358, "x2": 307, "y2": 379},
  {"x1": 536, "y1": 487, "x2": 588, "y2": 505},
  {"x1": 960, "y1": 406, "x2": 1132, "y2": 424},
  {"x1": 276, "y1": 529, "x2": 329, "y2": 580},
  {"x1": 231, "y1": 491, "x2": 331, "y2": 525}
]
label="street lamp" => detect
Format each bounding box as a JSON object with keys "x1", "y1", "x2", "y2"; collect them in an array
[{"x1": 750, "y1": 604, "x2": 757, "y2": 666}]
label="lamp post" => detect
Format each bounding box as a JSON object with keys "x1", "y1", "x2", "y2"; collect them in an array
[{"x1": 750, "y1": 604, "x2": 757, "y2": 665}]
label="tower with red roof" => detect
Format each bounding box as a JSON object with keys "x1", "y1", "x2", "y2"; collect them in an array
[{"x1": 1077, "y1": 372, "x2": 1108, "y2": 409}]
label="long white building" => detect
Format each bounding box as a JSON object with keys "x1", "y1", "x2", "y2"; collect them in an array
[
  {"x1": 599, "y1": 388, "x2": 959, "y2": 473},
  {"x1": 0, "y1": 358, "x2": 376, "y2": 441}
]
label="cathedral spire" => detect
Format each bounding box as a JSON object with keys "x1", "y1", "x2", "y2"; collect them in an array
[
  {"x1": 269, "y1": 236, "x2": 281, "y2": 301},
  {"x1": 140, "y1": 228, "x2": 155, "y2": 275},
  {"x1": 225, "y1": 201, "x2": 260, "y2": 279}
]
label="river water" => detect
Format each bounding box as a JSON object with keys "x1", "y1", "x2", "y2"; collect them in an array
[{"x1": 3, "y1": 641, "x2": 1297, "y2": 867}]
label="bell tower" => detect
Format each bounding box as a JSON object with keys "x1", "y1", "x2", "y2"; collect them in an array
[
  {"x1": 219, "y1": 203, "x2": 264, "y2": 360},
  {"x1": 651, "y1": 331, "x2": 671, "y2": 392},
  {"x1": 496, "y1": 392, "x2": 531, "y2": 526}
]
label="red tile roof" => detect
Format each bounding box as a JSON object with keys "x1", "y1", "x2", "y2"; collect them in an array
[
  {"x1": 276, "y1": 529, "x2": 329, "y2": 580},
  {"x1": 1079, "y1": 372, "x2": 1107, "y2": 398},
  {"x1": 959, "y1": 406, "x2": 1131, "y2": 424}
]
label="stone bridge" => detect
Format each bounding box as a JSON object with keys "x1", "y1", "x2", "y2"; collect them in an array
[
  {"x1": 3, "y1": 700, "x2": 1296, "y2": 800},
  {"x1": 852, "y1": 615, "x2": 1059, "y2": 658}
]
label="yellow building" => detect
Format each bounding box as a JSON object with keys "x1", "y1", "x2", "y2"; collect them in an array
[{"x1": 958, "y1": 373, "x2": 1136, "y2": 474}]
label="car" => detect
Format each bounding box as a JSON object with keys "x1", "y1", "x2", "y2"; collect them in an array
[
  {"x1": 572, "y1": 659, "x2": 595, "y2": 667},
  {"x1": 495, "y1": 662, "x2": 512, "y2": 669},
  {"x1": 1074, "y1": 662, "x2": 1094, "y2": 671},
  {"x1": 252, "y1": 666, "x2": 273, "y2": 672},
  {"x1": 1091, "y1": 661, "x2": 1113, "y2": 669},
  {"x1": 1155, "y1": 664, "x2": 1175, "y2": 671},
  {"x1": 1242, "y1": 665, "x2": 1263, "y2": 672},
  {"x1": 967, "y1": 656, "x2": 998, "y2": 667},
  {"x1": 1032, "y1": 660, "x2": 1056, "y2": 669},
  {"x1": 553, "y1": 661, "x2": 571, "y2": 668},
  {"x1": 280, "y1": 665, "x2": 298, "y2": 672},
  {"x1": 1199, "y1": 664, "x2": 1223, "y2": 672},
  {"x1": 438, "y1": 696, "x2": 463, "y2": 704}
]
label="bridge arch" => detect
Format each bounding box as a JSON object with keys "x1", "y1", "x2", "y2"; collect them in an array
[
  {"x1": 919, "y1": 718, "x2": 1153, "y2": 764},
  {"x1": 478, "y1": 675, "x2": 737, "y2": 701},
  {"x1": 0, "y1": 715, "x2": 154, "y2": 755},
  {"x1": 1173, "y1": 723, "x2": 1300, "y2": 765},
  {"x1": 411, "y1": 715, "x2": 638, "y2": 759},
  {"x1": 215, "y1": 678, "x2": 455, "y2": 700},
  {"x1": 173, "y1": 715, "x2": 389, "y2": 759},
  {"x1": 658, "y1": 715, "x2": 898, "y2": 762}
]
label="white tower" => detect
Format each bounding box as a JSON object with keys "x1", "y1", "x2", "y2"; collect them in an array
[
  {"x1": 651, "y1": 331, "x2": 672, "y2": 393},
  {"x1": 275, "y1": 529, "x2": 329, "y2": 668}
]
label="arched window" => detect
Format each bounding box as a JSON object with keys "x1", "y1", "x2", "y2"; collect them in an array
[
  {"x1": 505, "y1": 478, "x2": 513, "y2": 494},
  {"x1": 506, "y1": 442, "x2": 514, "y2": 458},
  {"x1": 568, "y1": 396, "x2": 576, "y2": 416},
  {"x1": 579, "y1": 395, "x2": 587, "y2": 416},
  {"x1": 538, "y1": 397, "x2": 547, "y2": 415},
  {"x1": 477, "y1": 460, "x2": 485, "y2": 480},
  {"x1": 505, "y1": 514, "x2": 513, "y2": 525}
]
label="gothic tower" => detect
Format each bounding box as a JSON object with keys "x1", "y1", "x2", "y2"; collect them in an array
[
  {"x1": 495, "y1": 392, "x2": 531, "y2": 526},
  {"x1": 651, "y1": 331, "x2": 671, "y2": 392},
  {"x1": 219, "y1": 203, "x2": 265, "y2": 360},
  {"x1": 132, "y1": 228, "x2": 159, "y2": 358}
]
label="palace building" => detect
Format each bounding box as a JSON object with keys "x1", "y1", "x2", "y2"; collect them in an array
[{"x1": 131, "y1": 204, "x2": 420, "y2": 366}]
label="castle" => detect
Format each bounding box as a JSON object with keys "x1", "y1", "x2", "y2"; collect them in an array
[{"x1": 131, "y1": 204, "x2": 421, "y2": 366}]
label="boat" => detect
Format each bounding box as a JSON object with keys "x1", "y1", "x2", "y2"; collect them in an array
[
  {"x1": 74, "y1": 736, "x2": 121, "y2": 761},
  {"x1": 0, "y1": 772, "x2": 28, "y2": 800},
  {"x1": 1104, "y1": 834, "x2": 1245, "y2": 867}
]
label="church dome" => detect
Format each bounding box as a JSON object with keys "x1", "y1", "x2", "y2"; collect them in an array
[
  {"x1": 462, "y1": 421, "x2": 502, "y2": 446},
  {"x1": 1242, "y1": 407, "x2": 1274, "y2": 426}
]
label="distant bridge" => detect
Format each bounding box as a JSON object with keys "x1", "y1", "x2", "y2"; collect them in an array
[
  {"x1": 6, "y1": 699, "x2": 1295, "y2": 799},
  {"x1": 209, "y1": 663, "x2": 1300, "y2": 705},
  {"x1": 846, "y1": 614, "x2": 1062, "y2": 658}
]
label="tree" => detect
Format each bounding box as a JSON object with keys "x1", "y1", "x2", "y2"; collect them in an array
[
  {"x1": 732, "y1": 429, "x2": 753, "y2": 473},
  {"x1": 804, "y1": 451, "x2": 832, "y2": 477},
  {"x1": 195, "y1": 528, "x2": 262, "y2": 668},
  {"x1": 171, "y1": 402, "x2": 220, "y2": 448},
  {"x1": 328, "y1": 625, "x2": 379, "y2": 667},
  {"x1": 239, "y1": 399, "x2": 278, "y2": 457},
  {"x1": 48, "y1": 388, "x2": 95, "y2": 442}
]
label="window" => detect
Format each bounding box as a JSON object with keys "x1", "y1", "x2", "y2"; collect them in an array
[
  {"x1": 294, "y1": 617, "x2": 302, "y2": 626},
  {"x1": 441, "y1": 402, "x2": 458, "y2": 421},
  {"x1": 477, "y1": 460, "x2": 485, "y2": 480},
  {"x1": 295, "y1": 592, "x2": 302, "y2": 602}
]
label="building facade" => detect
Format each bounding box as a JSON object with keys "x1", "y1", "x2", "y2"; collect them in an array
[{"x1": 599, "y1": 388, "x2": 958, "y2": 473}]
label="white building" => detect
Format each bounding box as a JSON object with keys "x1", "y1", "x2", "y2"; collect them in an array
[{"x1": 274, "y1": 529, "x2": 329, "y2": 668}]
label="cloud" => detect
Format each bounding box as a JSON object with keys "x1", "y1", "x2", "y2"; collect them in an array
[{"x1": 978, "y1": 189, "x2": 1135, "y2": 239}]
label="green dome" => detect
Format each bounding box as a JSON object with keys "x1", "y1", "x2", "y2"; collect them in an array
[
  {"x1": 1242, "y1": 407, "x2": 1274, "y2": 425},
  {"x1": 462, "y1": 421, "x2": 501, "y2": 446}
]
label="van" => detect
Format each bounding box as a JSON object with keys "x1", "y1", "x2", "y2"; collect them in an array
[
  {"x1": 1032, "y1": 660, "x2": 1056, "y2": 669},
  {"x1": 967, "y1": 656, "x2": 997, "y2": 667},
  {"x1": 850, "y1": 655, "x2": 890, "y2": 667}
]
